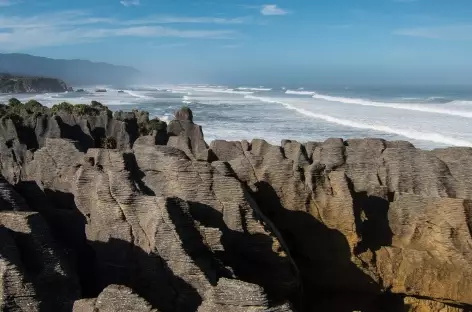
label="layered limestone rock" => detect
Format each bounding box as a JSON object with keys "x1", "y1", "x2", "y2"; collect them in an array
[
  {"x1": 197, "y1": 278, "x2": 294, "y2": 312},
  {"x1": 0, "y1": 101, "x2": 168, "y2": 183},
  {"x1": 167, "y1": 107, "x2": 211, "y2": 161},
  {"x1": 73, "y1": 285, "x2": 158, "y2": 312},
  {"x1": 0, "y1": 211, "x2": 80, "y2": 311},
  {"x1": 211, "y1": 137, "x2": 472, "y2": 311},
  {"x1": 403, "y1": 297, "x2": 467, "y2": 312},
  {"x1": 0, "y1": 105, "x2": 298, "y2": 310},
  {"x1": 1, "y1": 104, "x2": 472, "y2": 311}
]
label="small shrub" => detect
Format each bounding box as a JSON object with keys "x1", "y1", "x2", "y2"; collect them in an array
[
  {"x1": 51, "y1": 102, "x2": 74, "y2": 114},
  {"x1": 90, "y1": 100, "x2": 105, "y2": 109},
  {"x1": 24, "y1": 100, "x2": 47, "y2": 115},
  {"x1": 72, "y1": 104, "x2": 93, "y2": 116},
  {"x1": 24, "y1": 100, "x2": 43, "y2": 110},
  {"x1": 101, "y1": 136, "x2": 117, "y2": 149},
  {"x1": 8, "y1": 98, "x2": 22, "y2": 107}
]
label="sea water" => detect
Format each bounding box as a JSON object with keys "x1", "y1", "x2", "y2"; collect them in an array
[{"x1": 1, "y1": 84, "x2": 472, "y2": 150}]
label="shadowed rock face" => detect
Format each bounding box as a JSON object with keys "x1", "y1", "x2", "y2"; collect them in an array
[{"x1": 1, "y1": 105, "x2": 472, "y2": 311}]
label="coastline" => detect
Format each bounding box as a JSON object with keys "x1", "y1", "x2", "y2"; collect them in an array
[
  {"x1": 1, "y1": 101, "x2": 472, "y2": 311},
  {"x1": 2, "y1": 84, "x2": 472, "y2": 150}
]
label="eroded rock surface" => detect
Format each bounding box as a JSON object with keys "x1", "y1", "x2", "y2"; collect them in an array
[
  {"x1": 1, "y1": 104, "x2": 472, "y2": 311},
  {"x1": 213, "y1": 137, "x2": 472, "y2": 311}
]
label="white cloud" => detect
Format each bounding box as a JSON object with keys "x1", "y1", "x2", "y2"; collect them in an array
[
  {"x1": 0, "y1": 11, "x2": 114, "y2": 29},
  {"x1": 120, "y1": 0, "x2": 140, "y2": 7},
  {"x1": 89, "y1": 26, "x2": 234, "y2": 39},
  {"x1": 260, "y1": 4, "x2": 288, "y2": 16},
  {"x1": 394, "y1": 24, "x2": 472, "y2": 40},
  {"x1": 124, "y1": 16, "x2": 249, "y2": 25},
  {"x1": 0, "y1": 11, "x2": 239, "y2": 51}
]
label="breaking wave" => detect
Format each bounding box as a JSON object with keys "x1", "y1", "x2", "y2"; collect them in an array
[
  {"x1": 311, "y1": 92, "x2": 472, "y2": 118},
  {"x1": 285, "y1": 90, "x2": 316, "y2": 95},
  {"x1": 236, "y1": 87, "x2": 272, "y2": 91},
  {"x1": 245, "y1": 95, "x2": 472, "y2": 147},
  {"x1": 123, "y1": 90, "x2": 154, "y2": 100}
]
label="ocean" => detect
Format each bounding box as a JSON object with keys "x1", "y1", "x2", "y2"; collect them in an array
[{"x1": 2, "y1": 84, "x2": 472, "y2": 150}]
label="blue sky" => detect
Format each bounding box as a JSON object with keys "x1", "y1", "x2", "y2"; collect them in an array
[{"x1": 1, "y1": 0, "x2": 472, "y2": 84}]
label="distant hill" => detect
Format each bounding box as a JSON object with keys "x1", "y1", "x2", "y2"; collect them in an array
[
  {"x1": 0, "y1": 53, "x2": 141, "y2": 86},
  {"x1": 0, "y1": 73, "x2": 72, "y2": 93}
]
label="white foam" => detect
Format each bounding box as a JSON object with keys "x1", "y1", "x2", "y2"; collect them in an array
[
  {"x1": 181, "y1": 95, "x2": 193, "y2": 104},
  {"x1": 192, "y1": 87, "x2": 254, "y2": 95},
  {"x1": 236, "y1": 87, "x2": 272, "y2": 91},
  {"x1": 245, "y1": 95, "x2": 472, "y2": 147},
  {"x1": 158, "y1": 115, "x2": 172, "y2": 123},
  {"x1": 170, "y1": 90, "x2": 191, "y2": 95},
  {"x1": 123, "y1": 90, "x2": 154, "y2": 100},
  {"x1": 311, "y1": 92, "x2": 472, "y2": 118},
  {"x1": 165, "y1": 85, "x2": 254, "y2": 95},
  {"x1": 450, "y1": 100, "x2": 472, "y2": 106},
  {"x1": 285, "y1": 90, "x2": 315, "y2": 95}
]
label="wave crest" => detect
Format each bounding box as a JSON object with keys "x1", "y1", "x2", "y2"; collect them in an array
[
  {"x1": 285, "y1": 90, "x2": 315, "y2": 95},
  {"x1": 311, "y1": 92, "x2": 472, "y2": 118},
  {"x1": 245, "y1": 95, "x2": 472, "y2": 147}
]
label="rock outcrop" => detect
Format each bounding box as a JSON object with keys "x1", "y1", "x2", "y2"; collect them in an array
[
  {"x1": 0, "y1": 100, "x2": 168, "y2": 182},
  {"x1": 167, "y1": 107, "x2": 211, "y2": 161},
  {"x1": 211, "y1": 138, "x2": 472, "y2": 311},
  {"x1": 1, "y1": 103, "x2": 472, "y2": 311},
  {"x1": 0, "y1": 74, "x2": 72, "y2": 93}
]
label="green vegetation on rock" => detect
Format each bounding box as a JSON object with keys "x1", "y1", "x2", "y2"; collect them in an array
[
  {"x1": 24, "y1": 100, "x2": 43, "y2": 110},
  {"x1": 3, "y1": 98, "x2": 48, "y2": 117},
  {"x1": 0, "y1": 99, "x2": 167, "y2": 141},
  {"x1": 51, "y1": 102, "x2": 74, "y2": 114},
  {"x1": 24, "y1": 100, "x2": 48, "y2": 115},
  {"x1": 49, "y1": 101, "x2": 112, "y2": 117},
  {"x1": 8, "y1": 98, "x2": 22, "y2": 107}
]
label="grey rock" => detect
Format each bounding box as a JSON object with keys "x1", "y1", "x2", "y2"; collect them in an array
[
  {"x1": 174, "y1": 107, "x2": 193, "y2": 122},
  {"x1": 0, "y1": 210, "x2": 80, "y2": 311},
  {"x1": 73, "y1": 285, "x2": 158, "y2": 312},
  {"x1": 167, "y1": 107, "x2": 209, "y2": 160},
  {"x1": 2, "y1": 105, "x2": 472, "y2": 311}
]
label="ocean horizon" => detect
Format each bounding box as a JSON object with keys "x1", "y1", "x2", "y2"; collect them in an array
[{"x1": 2, "y1": 83, "x2": 472, "y2": 150}]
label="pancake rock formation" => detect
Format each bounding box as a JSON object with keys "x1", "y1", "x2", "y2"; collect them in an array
[{"x1": 0, "y1": 100, "x2": 471, "y2": 312}]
